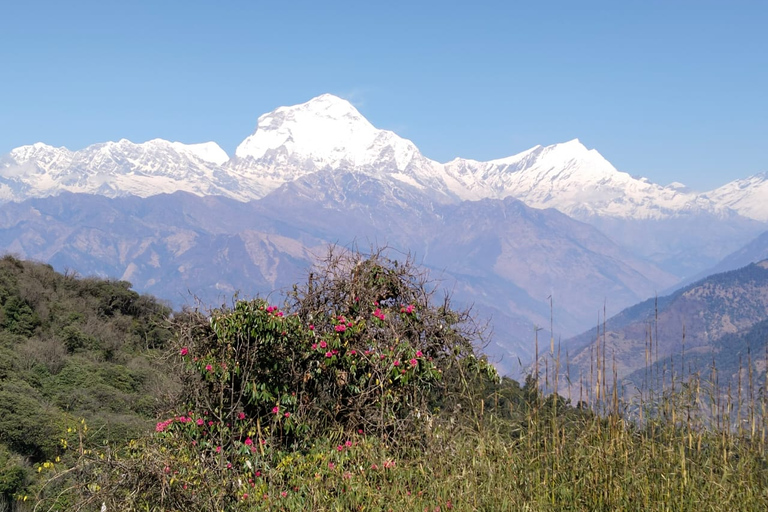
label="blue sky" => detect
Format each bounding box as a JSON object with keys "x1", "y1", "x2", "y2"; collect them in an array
[{"x1": 0, "y1": 0, "x2": 765, "y2": 190}]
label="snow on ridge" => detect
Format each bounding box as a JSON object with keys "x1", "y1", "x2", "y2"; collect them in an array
[
  {"x1": 705, "y1": 172, "x2": 768, "y2": 221},
  {"x1": 168, "y1": 141, "x2": 229, "y2": 165},
  {"x1": 234, "y1": 94, "x2": 423, "y2": 172},
  {"x1": 0, "y1": 93, "x2": 762, "y2": 221}
]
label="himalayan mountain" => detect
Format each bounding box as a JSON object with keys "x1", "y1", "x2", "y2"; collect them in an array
[{"x1": 1, "y1": 94, "x2": 766, "y2": 375}]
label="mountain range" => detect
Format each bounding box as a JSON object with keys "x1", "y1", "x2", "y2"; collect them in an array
[
  {"x1": 1, "y1": 93, "x2": 767, "y2": 375},
  {"x1": 3, "y1": 94, "x2": 766, "y2": 223}
]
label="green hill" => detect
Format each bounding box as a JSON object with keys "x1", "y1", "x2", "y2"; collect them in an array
[{"x1": 0, "y1": 255, "x2": 175, "y2": 503}]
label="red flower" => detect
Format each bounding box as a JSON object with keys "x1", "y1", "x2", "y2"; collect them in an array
[
  {"x1": 238, "y1": 412, "x2": 246, "y2": 420},
  {"x1": 272, "y1": 406, "x2": 279, "y2": 414},
  {"x1": 205, "y1": 364, "x2": 213, "y2": 372},
  {"x1": 245, "y1": 438, "x2": 253, "y2": 446},
  {"x1": 393, "y1": 360, "x2": 400, "y2": 367},
  {"x1": 180, "y1": 347, "x2": 188, "y2": 356}
]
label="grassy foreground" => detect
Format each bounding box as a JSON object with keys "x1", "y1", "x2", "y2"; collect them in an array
[{"x1": 32, "y1": 391, "x2": 768, "y2": 512}]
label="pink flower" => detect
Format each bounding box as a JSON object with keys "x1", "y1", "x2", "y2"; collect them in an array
[
  {"x1": 242, "y1": 493, "x2": 249, "y2": 500},
  {"x1": 410, "y1": 358, "x2": 418, "y2": 367},
  {"x1": 196, "y1": 418, "x2": 204, "y2": 426},
  {"x1": 311, "y1": 343, "x2": 317, "y2": 350},
  {"x1": 284, "y1": 412, "x2": 291, "y2": 418},
  {"x1": 180, "y1": 347, "x2": 188, "y2": 356},
  {"x1": 328, "y1": 462, "x2": 335, "y2": 469},
  {"x1": 320, "y1": 340, "x2": 327, "y2": 349},
  {"x1": 215, "y1": 445, "x2": 222, "y2": 453},
  {"x1": 393, "y1": 360, "x2": 400, "y2": 367},
  {"x1": 337, "y1": 445, "x2": 344, "y2": 451},
  {"x1": 326, "y1": 351, "x2": 333, "y2": 358},
  {"x1": 345, "y1": 440, "x2": 353, "y2": 447},
  {"x1": 245, "y1": 438, "x2": 253, "y2": 446},
  {"x1": 406, "y1": 304, "x2": 415, "y2": 314},
  {"x1": 349, "y1": 350, "x2": 356, "y2": 355},
  {"x1": 309, "y1": 324, "x2": 315, "y2": 331},
  {"x1": 272, "y1": 406, "x2": 279, "y2": 414},
  {"x1": 416, "y1": 350, "x2": 423, "y2": 357},
  {"x1": 260, "y1": 439, "x2": 266, "y2": 445},
  {"x1": 238, "y1": 412, "x2": 246, "y2": 420},
  {"x1": 281, "y1": 491, "x2": 288, "y2": 498},
  {"x1": 277, "y1": 311, "x2": 283, "y2": 317},
  {"x1": 205, "y1": 364, "x2": 213, "y2": 372},
  {"x1": 335, "y1": 324, "x2": 346, "y2": 332}
]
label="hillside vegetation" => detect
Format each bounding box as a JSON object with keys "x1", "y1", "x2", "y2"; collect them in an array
[
  {"x1": 0, "y1": 255, "x2": 175, "y2": 506},
  {"x1": 1, "y1": 251, "x2": 768, "y2": 510}
]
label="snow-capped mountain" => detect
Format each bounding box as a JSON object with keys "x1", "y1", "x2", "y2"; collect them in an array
[
  {"x1": 228, "y1": 94, "x2": 453, "y2": 200},
  {"x1": 0, "y1": 138, "x2": 263, "y2": 201},
  {"x1": 0, "y1": 93, "x2": 763, "y2": 222},
  {"x1": 441, "y1": 139, "x2": 725, "y2": 220},
  {"x1": 704, "y1": 172, "x2": 768, "y2": 222}
]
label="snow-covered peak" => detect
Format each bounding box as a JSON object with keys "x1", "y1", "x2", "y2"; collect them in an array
[
  {"x1": 441, "y1": 139, "x2": 716, "y2": 219},
  {"x1": 234, "y1": 94, "x2": 420, "y2": 171},
  {"x1": 705, "y1": 172, "x2": 768, "y2": 221},
  {"x1": 169, "y1": 141, "x2": 229, "y2": 165},
  {"x1": 9, "y1": 142, "x2": 73, "y2": 164}
]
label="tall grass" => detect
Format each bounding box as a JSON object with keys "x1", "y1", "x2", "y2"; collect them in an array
[{"x1": 31, "y1": 320, "x2": 768, "y2": 511}]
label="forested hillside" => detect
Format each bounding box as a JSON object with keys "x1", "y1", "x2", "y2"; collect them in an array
[{"x1": 0, "y1": 256, "x2": 174, "y2": 503}]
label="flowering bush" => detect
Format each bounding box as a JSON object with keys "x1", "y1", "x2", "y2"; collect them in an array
[
  {"x1": 171, "y1": 247, "x2": 490, "y2": 451},
  {"x1": 39, "y1": 247, "x2": 495, "y2": 510}
]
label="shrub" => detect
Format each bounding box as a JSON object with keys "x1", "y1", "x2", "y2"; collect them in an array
[
  {"x1": 172, "y1": 248, "x2": 492, "y2": 450},
  {"x1": 49, "y1": 247, "x2": 495, "y2": 509}
]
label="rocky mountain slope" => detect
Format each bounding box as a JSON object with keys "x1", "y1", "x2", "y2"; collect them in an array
[{"x1": 560, "y1": 261, "x2": 768, "y2": 391}]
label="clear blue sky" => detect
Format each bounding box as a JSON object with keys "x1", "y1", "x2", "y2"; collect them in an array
[{"x1": 1, "y1": 0, "x2": 765, "y2": 190}]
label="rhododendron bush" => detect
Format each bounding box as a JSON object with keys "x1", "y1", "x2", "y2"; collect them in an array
[
  {"x1": 38, "y1": 248, "x2": 496, "y2": 510},
  {"x1": 173, "y1": 247, "x2": 492, "y2": 450}
]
